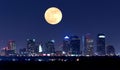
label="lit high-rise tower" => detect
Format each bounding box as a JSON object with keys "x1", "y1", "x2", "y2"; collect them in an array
[
  {"x1": 70, "y1": 36, "x2": 80, "y2": 55},
  {"x1": 45, "y1": 40, "x2": 55, "y2": 54},
  {"x1": 27, "y1": 39, "x2": 36, "y2": 54},
  {"x1": 96, "y1": 34, "x2": 105, "y2": 56},
  {"x1": 63, "y1": 36, "x2": 70, "y2": 54},
  {"x1": 83, "y1": 33, "x2": 94, "y2": 56},
  {"x1": 8, "y1": 40, "x2": 16, "y2": 51},
  {"x1": 6, "y1": 40, "x2": 16, "y2": 55}
]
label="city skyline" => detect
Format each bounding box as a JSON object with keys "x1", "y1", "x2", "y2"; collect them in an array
[
  {"x1": 0, "y1": 0, "x2": 120, "y2": 53},
  {"x1": 0, "y1": 34, "x2": 115, "y2": 55}
]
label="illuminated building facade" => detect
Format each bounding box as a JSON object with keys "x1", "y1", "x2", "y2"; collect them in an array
[
  {"x1": 63, "y1": 36, "x2": 70, "y2": 54},
  {"x1": 0, "y1": 47, "x2": 8, "y2": 56},
  {"x1": 27, "y1": 39, "x2": 36, "y2": 54},
  {"x1": 45, "y1": 40, "x2": 55, "y2": 54},
  {"x1": 8, "y1": 40, "x2": 16, "y2": 51},
  {"x1": 19, "y1": 48, "x2": 27, "y2": 55},
  {"x1": 6, "y1": 40, "x2": 16, "y2": 55},
  {"x1": 96, "y1": 34, "x2": 105, "y2": 56},
  {"x1": 70, "y1": 36, "x2": 80, "y2": 54},
  {"x1": 83, "y1": 33, "x2": 94, "y2": 56},
  {"x1": 34, "y1": 45, "x2": 39, "y2": 54},
  {"x1": 38, "y1": 44, "x2": 43, "y2": 53},
  {"x1": 106, "y1": 45, "x2": 115, "y2": 56}
]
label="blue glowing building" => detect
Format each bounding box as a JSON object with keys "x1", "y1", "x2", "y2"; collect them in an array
[
  {"x1": 70, "y1": 36, "x2": 80, "y2": 54},
  {"x1": 63, "y1": 36, "x2": 70, "y2": 54},
  {"x1": 96, "y1": 34, "x2": 106, "y2": 56}
]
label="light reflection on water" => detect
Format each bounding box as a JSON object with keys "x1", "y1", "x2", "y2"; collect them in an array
[
  {"x1": 0, "y1": 56, "x2": 118, "y2": 62},
  {"x1": 0, "y1": 57, "x2": 80, "y2": 62}
]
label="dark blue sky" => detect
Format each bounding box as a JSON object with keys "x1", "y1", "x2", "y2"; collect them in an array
[{"x1": 0, "y1": 0, "x2": 120, "y2": 53}]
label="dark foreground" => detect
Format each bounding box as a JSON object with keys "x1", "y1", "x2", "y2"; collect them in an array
[{"x1": 0, "y1": 56, "x2": 120, "y2": 70}]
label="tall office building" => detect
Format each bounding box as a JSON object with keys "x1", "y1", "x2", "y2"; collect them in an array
[
  {"x1": 34, "y1": 45, "x2": 39, "y2": 54},
  {"x1": 27, "y1": 39, "x2": 36, "y2": 54},
  {"x1": 63, "y1": 36, "x2": 70, "y2": 54},
  {"x1": 7, "y1": 40, "x2": 16, "y2": 55},
  {"x1": 70, "y1": 36, "x2": 80, "y2": 54},
  {"x1": 106, "y1": 45, "x2": 115, "y2": 56},
  {"x1": 19, "y1": 48, "x2": 27, "y2": 55},
  {"x1": 96, "y1": 34, "x2": 106, "y2": 56},
  {"x1": 45, "y1": 40, "x2": 55, "y2": 54},
  {"x1": 0, "y1": 47, "x2": 9, "y2": 56},
  {"x1": 83, "y1": 33, "x2": 94, "y2": 56},
  {"x1": 8, "y1": 40, "x2": 16, "y2": 51}
]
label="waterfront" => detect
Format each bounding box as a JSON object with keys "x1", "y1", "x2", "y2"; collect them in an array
[
  {"x1": 0, "y1": 56, "x2": 119, "y2": 70},
  {"x1": 0, "y1": 56, "x2": 119, "y2": 61}
]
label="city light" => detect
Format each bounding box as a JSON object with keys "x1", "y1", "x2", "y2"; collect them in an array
[
  {"x1": 99, "y1": 35, "x2": 105, "y2": 38},
  {"x1": 62, "y1": 51, "x2": 66, "y2": 54},
  {"x1": 39, "y1": 44, "x2": 42, "y2": 53},
  {"x1": 64, "y1": 36, "x2": 69, "y2": 39},
  {"x1": 33, "y1": 39, "x2": 36, "y2": 42},
  {"x1": 47, "y1": 54, "x2": 50, "y2": 56},
  {"x1": 51, "y1": 40, "x2": 55, "y2": 43}
]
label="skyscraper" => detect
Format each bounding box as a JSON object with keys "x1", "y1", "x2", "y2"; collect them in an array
[
  {"x1": 96, "y1": 34, "x2": 105, "y2": 56},
  {"x1": 106, "y1": 45, "x2": 115, "y2": 56},
  {"x1": 83, "y1": 33, "x2": 94, "y2": 56},
  {"x1": 8, "y1": 40, "x2": 16, "y2": 51},
  {"x1": 6, "y1": 40, "x2": 16, "y2": 55},
  {"x1": 34, "y1": 45, "x2": 39, "y2": 54},
  {"x1": 19, "y1": 48, "x2": 27, "y2": 56},
  {"x1": 45, "y1": 40, "x2": 55, "y2": 54},
  {"x1": 63, "y1": 36, "x2": 70, "y2": 54},
  {"x1": 70, "y1": 36, "x2": 80, "y2": 55},
  {"x1": 27, "y1": 39, "x2": 36, "y2": 54}
]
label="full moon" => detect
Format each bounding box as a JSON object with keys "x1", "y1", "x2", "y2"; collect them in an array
[{"x1": 44, "y1": 7, "x2": 62, "y2": 25}]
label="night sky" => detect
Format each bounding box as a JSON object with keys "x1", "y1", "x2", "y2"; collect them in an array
[{"x1": 0, "y1": 0, "x2": 120, "y2": 53}]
